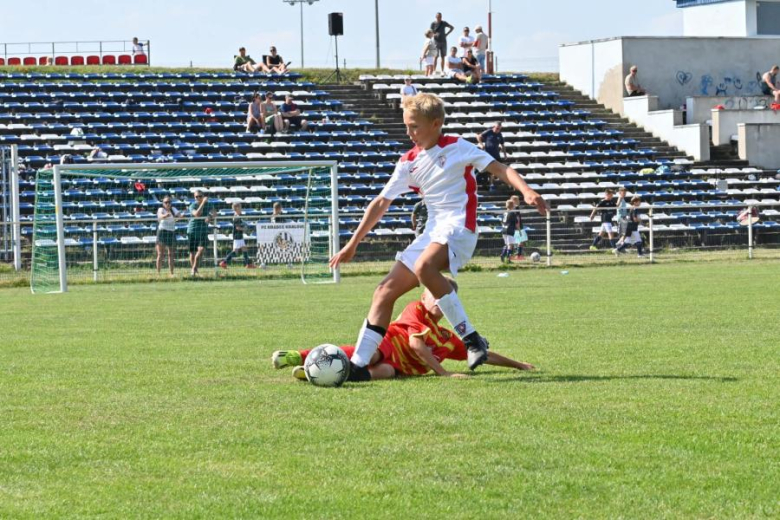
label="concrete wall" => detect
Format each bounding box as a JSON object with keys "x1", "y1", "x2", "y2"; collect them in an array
[
  {"x1": 683, "y1": 1, "x2": 748, "y2": 37},
  {"x1": 623, "y1": 96, "x2": 710, "y2": 161},
  {"x1": 560, "y1": 37, "x2": 780, "y2": 115},
  {"x1": 686, "y1": 95, "x2": 773, "y2": 124},
  {"x1": 738, "y1": 122, "x2": 780, "y2": 168},
  {"x1": 712, "y1": 108, "x2": 780, "y2": 145},
  {"x1": 559, "y1": 38, "x2": 624, "y2": 113}
]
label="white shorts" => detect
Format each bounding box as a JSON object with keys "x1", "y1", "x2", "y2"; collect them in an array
[
  {"x1": 396, "y1": 223, "x2": 478, "y2": 277},
  {"x1": 503, "y1": 234, "x2": 516, "y2": 246},
  {"x1": 446, "y1": 68, "x2": 461, "y2": 79},
  {"x1": 600, "y1": 223, "x2": 615, "y2": 234},
  {"x1": 423, "y1": 56, "x2": 435, "y2": 66},
  {"x1": 622, "y1": 231, "x2": 642, "y2": 245},
  {"x1": 233, "y1": 239, "x2": 246, "y2": 250}
]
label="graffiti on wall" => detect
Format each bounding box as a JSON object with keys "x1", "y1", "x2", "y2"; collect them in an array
[
  {"x1": 675, "y1": 71, "x2": 763, "y2": 96},
  {"x1": 720, "y1": 96, "x2": 770, "y2": 110}
]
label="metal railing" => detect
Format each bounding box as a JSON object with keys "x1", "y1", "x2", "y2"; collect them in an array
[
  {"x1": 0, "y1": 39, "x2": 151, "y2": 65},
  {"x1": 2, "y1": 201, "x2": 778, "y2": 288}
]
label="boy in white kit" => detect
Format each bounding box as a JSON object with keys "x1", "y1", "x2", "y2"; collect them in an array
[{"x1": 329, "y1": 93, "x2": 546, "y2": 381}]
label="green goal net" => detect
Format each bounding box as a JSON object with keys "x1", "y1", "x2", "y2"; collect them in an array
[{"x1": 30, "y1": 161, "x2": 339, "y2": 293}]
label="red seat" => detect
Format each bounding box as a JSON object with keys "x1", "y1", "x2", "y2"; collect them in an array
[
  {"x1": 102, "y1": 55, "x2": 116, "y2": 65},
  {"x1": 54, "y1": 56, "x2": 68, "y2": 66},
  {"x1": 71, "y1": 56, "x2": 85, "y2": 66},
  {"x1": 133, "y1": 54, "x2": 148, "y2": 65},
  {"x1": 8, "y1": 57, "x2": 21, "y2": 66},
  {"x1": 0, "y1": 58, "x2": 5, "y2": 66},
  {"x1": 23, "y1": 57, "x2": 37, "y2": 66},
  {"x1": 86, "y1": 55, "x2": 100, "y2": 65},
  {"x1": 39, "y1": 56, "x2": 49, "y2": 65},
  {"x1": 118, "y1": 54, "x2": 132, "y2": 65}
]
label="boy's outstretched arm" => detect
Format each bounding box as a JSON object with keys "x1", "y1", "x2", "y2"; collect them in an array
[
  {"x1": 485, "y1": 161, "x2": 547, "y2": 216},
  {"x1": 330, "y1": 196, "x2": 393, "y2": 267},
  {"x1": 486, "y1": 351, "x2": 535, "y2": 371},
  {"x1": 410, "y1": 336, "x2": 468, "y2": 379}
]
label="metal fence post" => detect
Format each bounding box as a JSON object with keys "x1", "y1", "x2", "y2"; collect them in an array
[
  {"x1": 212, "y1": 216, "x2": 219, "y2": 276},
  {"x1": 10, "y1": 145, "x2": 21, "y2": 270},
  {"x1": 747, "y1": 205, "x2": 754, "y2": 260},
  {"x1": 649, "y1": 207, "x2": 655, "y2": 264},
  {"x1": 92, "y1": 221, "x2": 99, "y2": 282},
  {"x1": 546, "y1": 208, "x2": 552, "y2": 267}
]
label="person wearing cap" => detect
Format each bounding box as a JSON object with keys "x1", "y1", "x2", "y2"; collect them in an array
[
  {"x1": 625, "y1": 66, "x2": 646, "y2": 97},
  {"x1": 430, "y1": 12, "x2": 455, "y2": 73},
  {"x1": 473, "y1": 26, "x2": 488, "y2": 72},
  {"x1": 458, "y1": 27, "x2": 475, "y2": 58},
  {"x1": 265, "y1": 46, "x2": 288, "y2": 73},
  {"x1": 400, "y1": 77, "x2": 419, "y2": 99}
]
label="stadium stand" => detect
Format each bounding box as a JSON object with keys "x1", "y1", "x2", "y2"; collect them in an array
[{"x1": 2, "y1": 70, "x2": 779, "y2": 257}]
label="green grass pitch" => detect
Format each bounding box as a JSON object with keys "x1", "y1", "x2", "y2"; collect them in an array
[{"x1": 1, "y1": 261, "x2": 778, "y2": 518}]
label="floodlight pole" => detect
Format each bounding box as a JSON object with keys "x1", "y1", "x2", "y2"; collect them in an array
[
  {"x1": 285, "y1": 0, "x2": 321, "y2": 69},
  {"x1": 375, "y1": 0, "x2": 380, "y2": 68}
]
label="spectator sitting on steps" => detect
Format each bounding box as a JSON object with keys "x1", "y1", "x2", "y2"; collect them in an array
[
  {"x1": 234, "y1": 47, "x2": 269, "y2": 73},
  {"x1": 761, "y1": 65, "x2": 780, "y2": 103},
  {"x1": 280, "y1": 94, "x2": 309, "y2": 132},
  {"x1": 265, "y1": 46, "x2": 288, "y2": 73},
  {"x1": 446, "y1": 47, "x2": 470, "y2": 83},
  {"x1": 461, "y1": 49, "x2": 482, "y2": 84},
  {"x1": 625, "y1": 66, "x2": 646, "y2": 97}
]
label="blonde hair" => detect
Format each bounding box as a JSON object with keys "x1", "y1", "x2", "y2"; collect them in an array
[
  {"x1": 425, "y1": 29, "x2": 434, "y2": 38},
  {"x1": 401, "y1": 93, "x2": 446, "y2": 122},
  {"x1": 505, "y1": 199, "x2": 514, "y2": 209},
  {"x1": 231, "y1": 202, "x2": 242, "y2": 211}
]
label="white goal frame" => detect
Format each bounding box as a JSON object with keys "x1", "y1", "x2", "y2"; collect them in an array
[{"x1": 49, "y1": 160, "x2": 340, "y2": 293}]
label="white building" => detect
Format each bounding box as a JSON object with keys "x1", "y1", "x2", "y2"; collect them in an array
[{"x1": 679, "y1": 0, "x2": 780, "y2": 37}]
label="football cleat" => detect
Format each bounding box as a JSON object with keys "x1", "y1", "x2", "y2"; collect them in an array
[
  {"x1": 464, "y1": 333, "x2": 490, "y2": 371},
  {"x1": 272, "y1": 350, "x2": 303, "y2": 369},
  {"x1": 291, "y1": 365, "x2": 307, "y2": 381}
]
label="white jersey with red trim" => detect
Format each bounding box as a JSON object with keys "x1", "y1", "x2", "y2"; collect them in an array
[{"x1": 379, "y1": 135, "x2": 495, "y2": 233}]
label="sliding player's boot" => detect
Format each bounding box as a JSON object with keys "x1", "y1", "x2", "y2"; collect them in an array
[
  {"x1": 346, "y1": 362, "x2": 372, "y2": 382},
  {"x1": 291, "y1": 366, "x2": 307, "y2": 381},
  {"x1": 463, "y1": 332, "x2": 490, "y2": 371},
  {"x1": 272, "y1": 350, "x2": 303, "y2": 369}
]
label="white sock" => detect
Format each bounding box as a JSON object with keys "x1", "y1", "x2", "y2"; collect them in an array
[
  {"x1": 351, "y1": 320, "x2": 383, "y2": 367},
  {"x1": 435, "y1": 291, "x2": 475, "y2": 339}
]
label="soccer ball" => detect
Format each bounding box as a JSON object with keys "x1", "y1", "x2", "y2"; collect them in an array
[
  {"x1": 530, "y1": 252, "x2": 541, "y2": 262},
  {"x1": 304, "y1": 344, "x2": 351, "y2": 387}
]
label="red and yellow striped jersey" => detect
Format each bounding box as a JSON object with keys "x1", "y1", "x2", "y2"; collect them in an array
[{"x1": 378, "y1": 301, "x2": 467, "y2": 375}]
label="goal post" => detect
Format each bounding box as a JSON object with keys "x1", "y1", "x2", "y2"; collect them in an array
[{"x1": 31, "y1": 161, "x2": 340, "y2": 293}]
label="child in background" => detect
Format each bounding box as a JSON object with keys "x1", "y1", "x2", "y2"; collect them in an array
[
  {"x1": 614, "y1": 196, "x2": 645, "y2": 257},
  {"x1": 220, "y1": 202, "x2": 256, "y2": 269},
  {"x1": 500, "y1": 199, "x2": 520, "y2": 263}
]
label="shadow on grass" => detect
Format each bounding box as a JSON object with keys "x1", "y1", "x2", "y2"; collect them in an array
[{"x1": 484, "y1": 372, "x2": 738, "y2": 384}]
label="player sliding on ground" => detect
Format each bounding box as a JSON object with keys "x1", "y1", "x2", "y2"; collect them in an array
[
  {"x1": 272, "y1": 281, "x2": 535, "y2": 380},
  {"x1": 329, "y1": 93, "x2": 546, "y2": 382}
]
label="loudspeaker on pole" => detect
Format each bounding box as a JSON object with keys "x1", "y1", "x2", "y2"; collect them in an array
[{"x1": 328, "y1": 12, "x2": 344, "y2": 36}]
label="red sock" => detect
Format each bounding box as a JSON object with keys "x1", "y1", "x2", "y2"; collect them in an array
[{"x1": 300, "y1": 345, "x2": 355, "y2": 363}]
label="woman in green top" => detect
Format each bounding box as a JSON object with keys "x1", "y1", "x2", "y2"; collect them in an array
[{"x1": 261, "y1": 92, "x2": 285, "y2": 134}]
